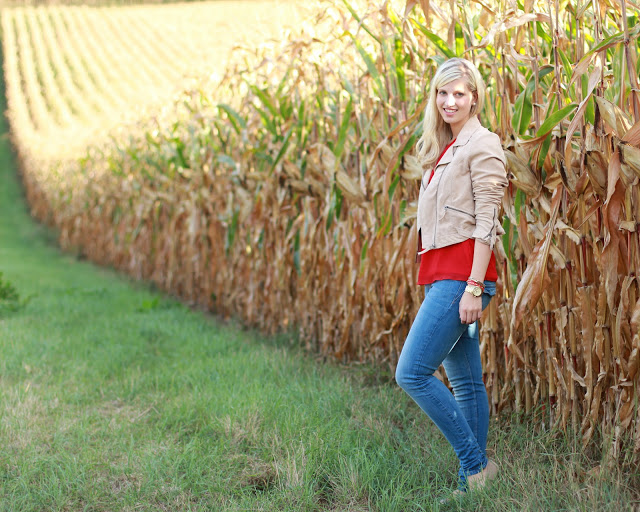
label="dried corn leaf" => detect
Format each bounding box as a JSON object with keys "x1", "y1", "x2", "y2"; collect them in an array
[
  {"x1": 400, "y1": 155, "x2": 423, "y2": 181},
  {"x1": 510, "y1": 186, "x2": 561, "y2": 331},
  {"x1": 505, "y1": 150, "x2": 541, "y2": 196},
  {"x1": 601, "y1": 180, "x2": 625, "y2": 311},
  {"x1": 620, "y1": 142, "x2": 640, "y2": 177},
  {"x1": 595, "y1": 96, "x2": 631, "y2": 136},
  {"x1": 336, "y1": 170, "x2": 366, "y2": 204}
]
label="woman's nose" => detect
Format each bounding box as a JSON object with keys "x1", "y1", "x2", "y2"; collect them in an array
[{"x1": 446, "y1": 95, "x2": 456, "y2": 106}]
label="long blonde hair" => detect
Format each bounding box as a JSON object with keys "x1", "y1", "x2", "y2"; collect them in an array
[{"x1": 415, "y1": 58, "x2": 485, "y2": 169}]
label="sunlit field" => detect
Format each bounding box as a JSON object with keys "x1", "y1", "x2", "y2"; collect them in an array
[
  {"x1": 3, "y1": 0, "x2": 640, "y2": 488},
  {"x1": 2, "y1": 0, "x2": 310, "y2": 160}
]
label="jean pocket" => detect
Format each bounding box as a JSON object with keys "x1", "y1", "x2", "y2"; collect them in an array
[
  {"x1": 481, "y1": 281, "x2": 497, "y2": 310},
  {"x1": 483, "y1": 281, "x2": 497, "y2": 297}
]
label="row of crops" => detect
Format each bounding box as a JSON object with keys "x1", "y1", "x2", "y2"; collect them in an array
[
  {"x1": 1, "y1": 1, "x2": 306, "y2": 160},
  {"x1": 3, "y1": 0, "x2": 640, "y2": 457}
]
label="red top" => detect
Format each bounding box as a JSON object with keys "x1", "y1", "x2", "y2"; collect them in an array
[{"x1": 417, "y1": 140, "x2": 498, "y2": 285}]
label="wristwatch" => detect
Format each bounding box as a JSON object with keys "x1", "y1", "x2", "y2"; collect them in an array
[{"x1": 464, "y1": 284, "x2": 483, "y2": 297}]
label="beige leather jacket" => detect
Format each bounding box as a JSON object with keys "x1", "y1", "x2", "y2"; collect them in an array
[{"x1": 417, "y1": 116, "x2": 508, "y2": 253}]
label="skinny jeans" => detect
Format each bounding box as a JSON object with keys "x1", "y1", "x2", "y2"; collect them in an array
[{"x1": 395, "y1": 279, "x2": 496, "y2": 486}]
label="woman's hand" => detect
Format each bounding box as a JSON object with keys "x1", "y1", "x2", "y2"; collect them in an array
[{"x1": 459, "y1": 292, "x2": 483, "y2": 324}]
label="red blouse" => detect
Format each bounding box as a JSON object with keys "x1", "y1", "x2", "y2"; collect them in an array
[{"x1": 417, "y1": 140, "x2": 498, "y2": 285}]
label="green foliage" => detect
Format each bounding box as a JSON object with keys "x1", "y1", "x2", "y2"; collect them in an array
[
  {"x1": 536, "y1": 103, "x2": 579, "y2": 137},
  {"x1": 0, "y1": 271, "x2": 27, "y2": 316},
  {"x1": 410, "y1": 18, "x2": 456, "y2": 59}
]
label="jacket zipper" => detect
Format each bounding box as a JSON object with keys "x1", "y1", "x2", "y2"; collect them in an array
[
  {"x1": 444, "y1": 205, "x2": 475, "y2": 218},
  {"x1": 431, "y1": 143, "x2": 458, "y2": 249},
  {"x1": 432, "y1": 169, "x2": 446, "y2": 248}
]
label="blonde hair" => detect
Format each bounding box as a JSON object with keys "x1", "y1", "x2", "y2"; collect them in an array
[{"x1": 415, "y1": 58, "x2": 485, "y2": 169}]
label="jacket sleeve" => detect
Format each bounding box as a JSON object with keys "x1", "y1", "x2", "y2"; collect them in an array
[{"x1": 469, "y1": 131, "x2": 508, "y2": 248}]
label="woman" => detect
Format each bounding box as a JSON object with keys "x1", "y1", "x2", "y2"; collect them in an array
[{"x1": 395, "y1": 58, "x2": 508, "y2": 497}]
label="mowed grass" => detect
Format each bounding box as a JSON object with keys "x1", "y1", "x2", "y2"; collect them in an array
[
  {"x1": 0, "y1": 135, "x2": 444, "y2": 510},
  {"x1": 1, "y1": 92, "x2": 639, "y2": 512},
  {"x1": 0, "y1": 184, "x2": 435, "y2": 511}
]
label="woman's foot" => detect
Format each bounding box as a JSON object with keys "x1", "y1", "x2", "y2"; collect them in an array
[
  {"x1": 466, "y1": 459, "x2": 499, "y2": 491},
  {"x1": 438, "y1": 460, "x2": 499, "y2": 504}
]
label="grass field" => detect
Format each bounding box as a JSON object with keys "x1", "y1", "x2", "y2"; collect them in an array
[{"x1": 1, "y1": 59, "x2": 639, "y2": 512}]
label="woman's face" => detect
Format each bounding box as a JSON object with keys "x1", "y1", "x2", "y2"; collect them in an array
[{"x1": 435, "y1": 78, "x2": 475, "y2": 136}]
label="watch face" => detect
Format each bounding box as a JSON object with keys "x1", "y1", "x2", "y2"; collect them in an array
[{"x1": 466, "y1": 285, "x2": 482, "y2": 297}]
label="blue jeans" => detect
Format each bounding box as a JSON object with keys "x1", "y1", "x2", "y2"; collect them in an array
[{"x1": 395, "y1": 279, "x2": 496, "y2": 487}]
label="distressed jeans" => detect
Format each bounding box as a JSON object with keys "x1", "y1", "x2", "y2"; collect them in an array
[{"x1": 395, "y1": 279, "x2": 496, "y2": 487}]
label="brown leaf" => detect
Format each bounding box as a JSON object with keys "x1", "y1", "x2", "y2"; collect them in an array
[
  {"x1": 602, "y1": 180, "x2": 626, "y2": 311},
  {"x1": 400, "y1": 155, "x2": 423, "y2": 181},
  {"x1": 404, "y1": 0, "x2": 418, "y2": 17},
  {"x1": 606, "y1": 149, "x2": 621, "y2": 205},
  {"x1": 613, "y1": 276, "x2": 634, "y2": 359},
  {"x1": 510, "y1": 185, "x2": 562, "y2": 330},
  {"x1": 622, "y1": 118, "x2": 640, "y2": 145},
  {"x1": 565, "y1": 60, "x2": 602, "y2": 166},
  {"x1": 505, "y1": 150, "x2": 541, "y2": 196},
  {"x1": 628, "y1": 345, "x2": 640, "y2": 381},
  {"x1": 568, "y1": 361, "x2": 587, "y2": 388},
  {"x1": 619, "y1": 399, "x2": 635, "y2": 430},
  {"x1": 405, "y1": 0, "x2": 431, "y2": 21},
  {"x1": 585, "y1": 150, "x2": 608, "y2": 198},
  {"x1": 595, "y1": 96, "x2": 632, "y2": 136},
  {"x1": 517, "y1": 208, "x2": 533, "y2": 257},
  {"x1": 473, "y1": 12, "x2": 550, "y2": 49},
  {"x1": 577, "y1": 286, "x2": 596, "y2": 402},
  {"x1": 619, "y1": 142, "x2": 640, "y2": 179},
  {"x1": 570, "y1": 54, "x2": 595, "y2": 86},
  {"x1": 336, "y1": 170, "x2": 366, "y2": 204},
  {"x1": 504, "y1": 12, "x2": 551, "y2": 29}
]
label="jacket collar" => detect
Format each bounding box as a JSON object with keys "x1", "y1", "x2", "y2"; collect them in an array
[
  {"x1": 452, "y1": 116, "x2": 482, "y2": 147},
  {"x1": 434, "y1": 116, "x2": 482, "y2": 168}
]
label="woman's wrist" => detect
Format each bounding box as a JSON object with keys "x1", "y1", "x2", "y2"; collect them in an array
[{"x1": 466, "y1": 277, "x2": 485, "y2": 290}]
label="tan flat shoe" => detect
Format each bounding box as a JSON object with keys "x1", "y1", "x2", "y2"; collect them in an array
[
  {"x1": 466, "y1": 459, "x2": 499, "y2": 491},
  {"x1": 438, "y1": 460, "x2": 499, "y2": 504}
]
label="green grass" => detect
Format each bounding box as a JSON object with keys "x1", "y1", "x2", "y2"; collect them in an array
[{"x1": 1, "y1": 70, "x2": 639, "y2": 512}]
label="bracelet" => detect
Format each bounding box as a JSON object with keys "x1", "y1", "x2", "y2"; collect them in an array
[{"x1": 466, "y1": 278, "x2": 485, "y2": 290}]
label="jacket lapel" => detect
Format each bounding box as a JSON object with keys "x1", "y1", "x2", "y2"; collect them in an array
[
  {"x1": 452, "y1": 116, "x2": 482, "y2": 148},
  {"x1": 436, "y1": 117, "x2": 482, "y2": 170},
  {"x1": 436, "y1": 146, "x2": 455, "y2": 167}
]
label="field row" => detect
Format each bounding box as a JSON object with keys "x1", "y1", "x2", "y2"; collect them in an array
[{"x1": 2, "y1": 1, "x2": 308, "y2": 159}]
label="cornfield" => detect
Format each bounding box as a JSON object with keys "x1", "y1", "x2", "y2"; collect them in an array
[
  {"x1": 1, "y1": 2, "x2": 307, "y2": 159},
  {"x1": 3, "y1": 0, "x2": 640, "y2": 457}
]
